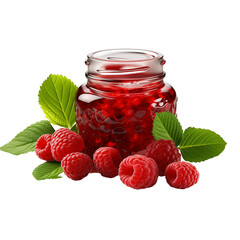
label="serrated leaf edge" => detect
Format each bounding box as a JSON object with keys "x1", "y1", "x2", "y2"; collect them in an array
[
  {"x1": 32, "y1": 162, "x2": 63, "y2": 180},
  {"x1": 0, "y1": 120, "x2": 55, "y2": 155},
  {"x1": 152, "y1": 111, "x2": 183, "y2": 146},
  {"x1": 38, "y1": 74, "x2": 78, "y2": 129},
  {"x1": 179, "y1": 127, "x2": 227, "y2": 162},
  {"x1": 179, "y1": 127, "x2": 227, "y2": 148}
]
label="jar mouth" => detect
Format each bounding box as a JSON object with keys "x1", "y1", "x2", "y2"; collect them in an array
[
  {"x1": 86, "y1": 48, "x2": 166, "y2": 85},
  {"x1": 88, "y1": 49, "x2": 163, "y2": 63}
]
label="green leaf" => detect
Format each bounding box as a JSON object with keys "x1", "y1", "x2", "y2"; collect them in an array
[
  {"x1": 179, "y1": 127, "x2": 227, "y2": 162},
  {"x1": 152, "y1": 111, "x2": 183, "y2": 146},
  {"x1": 32, "y1": 162, "x2": 63, "y2": 180},
  {"x1": 71, "y1": 123, "x2": 77, "y2": 132},
  {"x1": 0, "y1": 120, "x2": 55, "y2": 155},
  {"x1": 38, "y1": 74, "x2": 78, "y2": 129}
]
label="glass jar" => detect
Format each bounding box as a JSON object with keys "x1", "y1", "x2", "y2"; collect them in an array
[{"x1": 75, "y1": 49, "x2": 177, "y2": 157}]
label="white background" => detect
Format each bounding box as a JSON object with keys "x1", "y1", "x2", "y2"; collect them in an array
[{"x1": 0, "y1": 0, "x2": 239, "y2": 239}]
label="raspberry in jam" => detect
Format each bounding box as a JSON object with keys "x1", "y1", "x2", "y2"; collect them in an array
[{"x1": 75, "y1": 49, "x2": 177, "y2": 157}]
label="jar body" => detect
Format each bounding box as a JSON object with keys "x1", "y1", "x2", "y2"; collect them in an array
[{"x1": 75, "y1": 81, "x2": 177, "y2": 157}]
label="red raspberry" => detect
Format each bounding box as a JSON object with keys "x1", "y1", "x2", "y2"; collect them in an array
[
  {"x1": 165, "y1": 162, "x2": 199, "y2": 189},
  {"x1": 119, "y1": 154, "x2": 158, "y2": 189},
  {"x1": 61, "y1": 152, "x2": 93, "y2": 180},
  {"x1": 145, "y1": 140, "x2": 181, "y2": 176},
  {"x1": 93, "y1": 147, "x2": 122, "y2": 178},
  {"x1": 51, "y1": 128, "x2": 85, "y2": 161},
  {"x1": 35, "y1": 134, "x2": 54, "y2": 161}
]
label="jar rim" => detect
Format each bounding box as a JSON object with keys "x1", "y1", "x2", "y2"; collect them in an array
[{"x1": 88, "y1": 49, "x2": 163, "y2": 63}]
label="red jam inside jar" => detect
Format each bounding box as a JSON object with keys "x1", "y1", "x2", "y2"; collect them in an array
[{"x1": 75, "y1": 49, "x2": 177, "y2": 157}]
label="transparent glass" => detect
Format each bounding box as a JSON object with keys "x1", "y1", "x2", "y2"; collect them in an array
[{"x1": 75, "y1": 49, "x2": 177, "y2": 157}]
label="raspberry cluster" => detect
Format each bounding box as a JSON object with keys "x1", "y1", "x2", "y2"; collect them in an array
[{"x1": 35, "y1": 128, "x2": 199, "y2": 189}]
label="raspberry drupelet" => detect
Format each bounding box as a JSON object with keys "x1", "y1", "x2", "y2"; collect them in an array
[
  {"x1": 145, "y1": 139, "x2": 181, "y2": 176},
  {"x1": 61, "y1": 152, "x2": 93, "y2": 180},
  {"x1": 51, "y1": 128, "x2": 85, "y2": 162},
  {"x1": 165, "y1": 162, "x2": 199, "y2": 189},
  {"x1": 35, "y1": 134, "x2": 54, "y2": 161},
  {"x1": 93, "y1": 147, "x2": 123, "y2": 178},
  {"x1": 119, "y1": 154, "x2": 159, "y2": 189}
]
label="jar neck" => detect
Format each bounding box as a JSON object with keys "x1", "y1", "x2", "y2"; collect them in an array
[{"x1": 85, "y1": 49, "x2": 166, "y2": 93}]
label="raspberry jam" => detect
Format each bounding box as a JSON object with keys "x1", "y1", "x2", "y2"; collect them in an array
[{"x1": 75, "y1": 49, "x2": 177, "y2": 157}]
